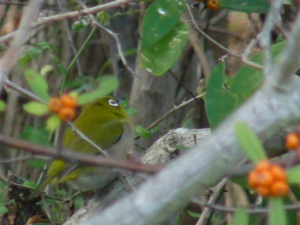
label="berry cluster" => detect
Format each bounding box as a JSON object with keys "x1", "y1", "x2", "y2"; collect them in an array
[
  {"x1": 195, "y1": 0, "x2": 219, "y2": 10},
  {"x1": 248, "y1": 160, "x2": 288, "y2": 198},
  {"x1": 48, "y1": 94, "x2": 77, "y2": 122},
  {"x1": 285, "y1": 132, "x2": 300, "y2": 157}
]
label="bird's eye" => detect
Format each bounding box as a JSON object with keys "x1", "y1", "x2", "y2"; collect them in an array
[{"x1": 108, "y1": 99, "x2": 119, "y2": 107}]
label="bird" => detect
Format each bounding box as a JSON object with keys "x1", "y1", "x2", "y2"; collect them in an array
[{"x1": 36, "y1": 96, "x2": 134, "y2": 192}]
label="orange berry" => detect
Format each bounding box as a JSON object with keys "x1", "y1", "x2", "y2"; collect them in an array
[
  {"x1": 256, "y1": 170, "x2": 273, "y2": 187},
  {"x1": 48, "y1": 98, "x2": 62, "y2": 113},
  {"x1": 59, "y1": 107, "x2": 76, "y2": 122},
  {"x1": 270, "y1": 181, "x2": 289, "y2": 197},
  {"x1": 248, "y1": 170, "x2": 259, "y2": 188},
  {"x1": 60, "y1": 94, "x2": 77, "y2": 109},
  {"x1": 285, "y1": 133, "x2": 299, "y2": 150},
  {"x1": 255, "y1": 160, "x2": 272, "y2": 172},
  {"x1": 207, "y1": 0, "x2": 219, "y2": 10},
  {"x1": 270, "y1": 165, "x2": 287, "y2": 182},
  {"x1": 257, "y1": 186, "x2": 270, "y2": 198}
]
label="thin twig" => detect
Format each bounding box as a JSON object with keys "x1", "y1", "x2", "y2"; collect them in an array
[
  {"x1": 0, "y1": 0, "x2": 136, "y2": 44},
  {"x1": 0, "y1": 155, "x2": 34, "y2": 163},
  {"x1": 0, "y1": 0, "x2": 44, "y2": 90},
  {"x1": 182, "y1": 13, "x2": 211, "y2": 78},
  {"x1": 61, "y1": 27, "x2": 97, "y2": 93},
  {"x1": 186, "y1": 4, "x2": 264, "y2": 71},
  {"x1": 266, "y1": 1, "x2": 300, "y2": 91},
  {"x1": 77, "y1": 0, "x2": 136, "y2": 77},
  {"x1": 147, "y1": 93, "x2": 205, "y2": 131},
  {"x1": 5, "y1": 79, "x2": 46, "y2": 103},
  {"x1": 168, "y1": 69, "x2": 203, "y2": 106},
  {"x1": 192, "y1": 198, "x2": 300, "y2": 214},
  {"x1": 195, "y1": 178, "x2": 228, "y2": 225},
  {"x1": 0, "y1": 134, "x2": 162, "y2": 174},
  {"x1": 57, "y1": 0, "x2": 84, "y2": 78},
  {"x1": 67, "y1": 121, "x2": 108, "y2": 156},
  {"x1": 257, "y1": 0, "x2": 285, "y2": 75}
]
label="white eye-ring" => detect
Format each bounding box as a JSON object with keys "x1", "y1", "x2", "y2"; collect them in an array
[{"x1": 108, "y1": 99, "x2": 119, "y2": 107}]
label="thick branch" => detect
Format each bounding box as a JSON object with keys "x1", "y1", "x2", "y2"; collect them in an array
[
  {"x1": 77, "y1": 12, "x2": 300, "y2": 225},
  {"x1": 268, "y1": 8, "x2": 300, "y2": 90}
]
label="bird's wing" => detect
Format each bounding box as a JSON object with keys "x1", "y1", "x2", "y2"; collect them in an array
[
  {"x1": 65, "y1": 120, "x2": 125, "y2": 154},
  {"x1": 56, "y1": 120, "x2": 124, "y2": 183}
]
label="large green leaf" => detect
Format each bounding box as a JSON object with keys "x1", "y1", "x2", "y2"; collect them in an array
[
  {"x1": 23, "y1": 102, "x2": 49, "y2": 116},
  {"x1": 141, "y1": 22, "x2": 188, "y2": 76},
  {"x1": 141, "y1": 0, "x2": 185, "y2": 49},
  {"x1": 205, "y1": 62, "x2": 251, "y2": 129},
  {"x1": 268, "y1": 198, "x2": 287, "y2": 225},
  {"x1": 0, "y1": 206, "x2": 8, "y2": 215},
  {"x1": 206, "y1": 42, "x2": 287, "y2": 129},
  {"x1": 25, "y1": 69, "x2": 51, "y2": 101},
  {"x1": 230, "y1": 42, "x2": 286, "y2": 94},
  {"x1": 234, "y1": 121, "x2": 267, "y2": 163},
  {"x1": 46, "y1": 114, "x2": 61, "y2": 132},
  {"x1": 135, "y1": 125, "x2": 151, "y2": 138},
  {"x1": 77, "y1": 76, "x2": 119, "y2": 105},
  {"x1": 233, "y1": 208, "x2": 248, "y2": 225},
  {"x1": 220, "y1": 0, "x2": 269, "y2": 13},
  {"x1": 287, "y1": 165, "x2": 300, "y2": 184}
]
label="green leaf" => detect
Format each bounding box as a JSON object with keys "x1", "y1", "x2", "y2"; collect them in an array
[
  {"x1": 23, "y1": 102, "x2": 49, "y2": 116},
  {"x1": 135, "y1": 125, "x2": 151, "y2": 138},
  {"x1": 230, "y1": 175, "x2": 249, "y2": 189},
  {"x1": 141, "y1": 0, "x2": 185, "y2": 49},
  {"x1": 206, "y1": 62, "x2": 252, "y2": 129},
  {"x1": 206, "y1": 43, "x2": 287, "y2": 129},
  {"x1": 141, "y1": 21, "x2": 188, "y2": 76},
  {"x1": 72, "y1": 19, "x2": 89, "y2": 31},
  {"x1": 268, "y1": 198, "x2": 287, "y2": 225},
  {"x1": 23, "y1": 181, "x2": 38, "y2": 190},
  {"x1": 27, "y1": 159, "x2": 47, "y2": 169},
  {"x1": 40, "y1": 65, "x2": 54, "y2": 77},
  {"x1": 233, "y1": 208, "x2": 248, "y2": 225},
  {"x1": 234, "y1": 121, "x2": 267, "y2": 163},
  {"x1": 0, "y1": 206, "x2": 8, "y2": 215},
  {"x1": 19, "y1": 125, "x2": 50, "y2": 145},
  {"x1": 287, "y1": 165, "x2": 300, "y2": 184},
  {"x1": 125, "y1": 107, "x2": 138, "y2": 116},
  {"x1": 74, "y1": 196, "x2": 84, "y2": 209},
  {"x1": 187, "y1": 210, "x2": 200, "y2": 218},
  {"x1": 0, "y1": 100, "x2": 6, "y2": 111},
  {"x1": 18, "y1": 48, "x2": 43, "y2": 68},
  {"x1": 46, "y1": 114, "x2": 61, "y2": 132},
  {"x1": 283, "y1": 196, "x2": 298, "y2": 225},
  {"x1": 77, "y1": 76, "x2": 118, "y2": 105},
  {"x1": 0, "y1": 193, "x2": 6, "y2": 205},
  {"x1": 24, "y1": 69, "x2": 51, "y2": 101},
  {"x1": 220, "y1": 0, "x2": 270, "y2": 13},
  {"x1": 18, "y1": 41, "x2": 57, "y2": 69},
  {"x1": 230, "y1": 42, "x2": 286, "y2": 94},
  {"x1": 150, "y1": 124, "x2": 162, "y2": 134}
]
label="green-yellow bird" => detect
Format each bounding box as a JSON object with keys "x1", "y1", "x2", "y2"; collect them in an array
[{"x1": 37, "y1": 96, "x2": 134, "y2": 192}]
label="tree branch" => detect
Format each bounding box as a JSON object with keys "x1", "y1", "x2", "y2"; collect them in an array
[
  {"x1": 75, "y1": 11, "x2": 300, "y2": 225},
  {"x1": 0, "y1": 134, "x2": 161, "y2": 174}
]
